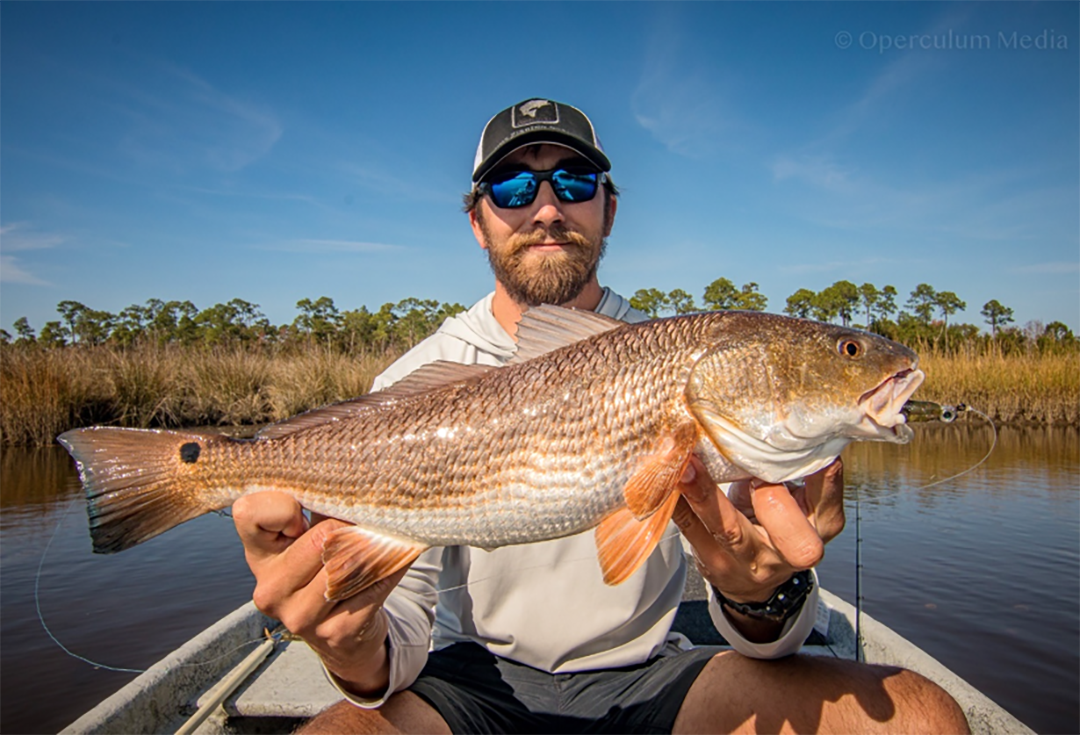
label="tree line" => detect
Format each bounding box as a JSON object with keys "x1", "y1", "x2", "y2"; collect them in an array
[
  {"x1": 628, "y1": 278, "x2": 1075, "y2": 354},
  {"x1": 0, "y1": 296, "x2": 466, "y2": 354},
  {"x1": 2, "y1": 279, "x2": 1075, "y2": 355}
]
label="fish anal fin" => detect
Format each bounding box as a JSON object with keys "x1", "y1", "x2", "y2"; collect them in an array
[
  {"x1": 594, "y1": 490, "x2": 681, "y2": 586},
  {"x1": 623, "y1": 423, "x2": 699, "y2": 519},
  {"x1": 322, "y1": 527, "x2": 428, "y2": 601}
]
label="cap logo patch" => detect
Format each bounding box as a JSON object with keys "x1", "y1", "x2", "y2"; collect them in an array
[{"x1": 513, "y1": 99, "x2": 558, "y2": 128}]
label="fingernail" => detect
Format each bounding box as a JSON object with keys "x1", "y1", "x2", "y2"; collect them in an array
[{"x1": 681, "y1": 468, "x2": 705, "y2": 504}]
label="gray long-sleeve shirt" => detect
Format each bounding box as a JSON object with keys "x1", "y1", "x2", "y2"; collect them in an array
[{"x1": 334, "y1": 289, "x2": 818, "y2": 707}]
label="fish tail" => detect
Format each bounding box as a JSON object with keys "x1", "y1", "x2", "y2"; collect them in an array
[{"x1": 57, "y1": 427, "x2": 233, "y2": 553}]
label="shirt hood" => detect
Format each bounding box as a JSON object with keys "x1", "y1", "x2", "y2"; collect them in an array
[{"x1": 436, "y1": 288, "x2": 649, "y2": 360}]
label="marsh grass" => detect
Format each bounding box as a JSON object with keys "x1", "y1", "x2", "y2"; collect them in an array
[
  {"x1": 1, "y1": 344, "x2": 401, "y2": 446},
  {"x1": 917, "y1": 344, "x2": 1079, "y2": 426},
  {"x1": 1, "y1": 341, "x2": 1076, "y2": 446}
]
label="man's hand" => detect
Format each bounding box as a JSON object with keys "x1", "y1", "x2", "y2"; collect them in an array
[
  {"x1": 232, "y1": 492, "x2": 408, "y2": 697},
  {"x1": 672, "y1": 458, "x2": 845, "y2": 639}
]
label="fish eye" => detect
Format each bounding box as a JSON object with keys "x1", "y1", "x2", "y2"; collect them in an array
[{"x1": 838, "y1": 339, "x2": 863, "y2": 359}]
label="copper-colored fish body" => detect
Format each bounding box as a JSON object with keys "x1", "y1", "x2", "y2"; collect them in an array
[{"x1": 58, "y1": 307, "x2": 923, "y2": 599}]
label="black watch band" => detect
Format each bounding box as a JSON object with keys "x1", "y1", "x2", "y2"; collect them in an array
[{"x1": 713, "y1": 570, "x2": 814, "y2": 623}]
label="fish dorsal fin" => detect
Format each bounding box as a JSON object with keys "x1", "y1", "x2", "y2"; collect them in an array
[
  {"x1": 510, "y1": 305, "x2": 625, "y2": 364},
  {"x1": 256, "y1": 362, "x2": 496, "y2": 440}
]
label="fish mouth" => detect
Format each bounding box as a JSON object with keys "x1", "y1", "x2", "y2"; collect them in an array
[{"x1": 855, "y1": 368, "x2": 926, "y2": 442}]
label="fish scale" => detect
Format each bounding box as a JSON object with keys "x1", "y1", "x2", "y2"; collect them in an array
[{"x1": 59, "y1": 306, "x2": 924, "y2": 600}]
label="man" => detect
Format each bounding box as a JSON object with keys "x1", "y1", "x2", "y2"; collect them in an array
[{"x1": 233, "y1": 99, "x2": 969, "y2": 734}]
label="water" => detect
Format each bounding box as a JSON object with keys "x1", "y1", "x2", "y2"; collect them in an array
[
  {"x1": 0, "y1": 447, "x2": 254, "y2": 735},
  {"x1": 1, "y1": 425, "x2": 1077, "y2": 734}
]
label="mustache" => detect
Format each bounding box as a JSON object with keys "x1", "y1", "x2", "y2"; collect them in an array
[{"x1": 507, "y1": 225, "x2": 592, "y2": 253}]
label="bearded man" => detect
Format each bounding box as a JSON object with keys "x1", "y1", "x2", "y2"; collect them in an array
[{"x1": 233, "y1": 99, "x2": 969, "y2": 734}]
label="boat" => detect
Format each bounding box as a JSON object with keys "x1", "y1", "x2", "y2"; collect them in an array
[{"x1": 62, "y1": 577, "x2": 1033, "y2": 735}]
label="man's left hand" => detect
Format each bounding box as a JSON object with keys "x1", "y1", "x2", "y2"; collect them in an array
[{"x1": 673, "y1": 457, "x2": 845, "y2": 605}]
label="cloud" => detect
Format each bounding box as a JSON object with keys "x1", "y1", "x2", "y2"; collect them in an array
[
  {"x1": 771, "y1": 155, "x2": 854, "y2": 192},
  {"x1": 631, "y1": 14, "x2": 742, "y2": 158},
  {"x1": 109, "y1": 61, "x2": 282, "y2": 174},
  {"x1": 0, "y1": 224, "x2": 61, "y2": 285},
  {"x1": 336, "y1": 163, "x2": 459, "y2": 205},
  {"x1": 0, "y1": 255, "x2": 51, "y2": 285},
  {"x1": 1016, "y1": 261, "x2": 1080, "y2": 274},
  {"x1": 267, "y1": 239, "x2": 406, "y2": 254},
  {"x1": 779, "y1": 257, "x2": 908, "y2": 275},
  {"x1": 0, "y1": 222, "x2": 65, "y2": 252}
]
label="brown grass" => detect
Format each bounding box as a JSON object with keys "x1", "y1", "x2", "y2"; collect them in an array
[
  {"x1": 1, "y1": 341, "x2": 1076, "y2": 447},
  {"x1": 0, "y1": 344, "x2": 399, "y2": 447},
  {"x1": 916, "y1": 344, "x2": 1079, "y2": 426}
]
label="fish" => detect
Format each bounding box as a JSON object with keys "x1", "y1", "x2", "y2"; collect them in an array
[{"x1": 58, "y1": 306, "x2": 924, "y2": 601}]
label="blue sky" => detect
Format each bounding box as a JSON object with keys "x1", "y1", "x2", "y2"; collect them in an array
[{"x1": 3, "y1": 2, "x2": 1077, "y2": 334}]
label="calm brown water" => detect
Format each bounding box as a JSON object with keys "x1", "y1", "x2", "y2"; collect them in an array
[{"x1": 1, "y1": 424, "x2": 1077, "y2": 734}]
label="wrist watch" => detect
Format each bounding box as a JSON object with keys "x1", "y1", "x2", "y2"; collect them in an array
[{"x1": 713, "y1": 570, "x2": 814, "y2": 623}]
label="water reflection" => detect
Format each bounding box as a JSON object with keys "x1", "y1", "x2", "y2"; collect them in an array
[
  {"x1": 825, "y1": 423, "x2": 1079, "y2": 735},
  {"x1": 843, "y1": 422, "x2": 1078, "y2": 501},
  {"x1": 1, "y1": 445, "x2": 253, "y2": 735},
  {"x1": 0, "y1": 427, "x2": 1077, "y2": 735},
  {"x1": 0, "y1": 445, "x2": 81, "y2": 513}
]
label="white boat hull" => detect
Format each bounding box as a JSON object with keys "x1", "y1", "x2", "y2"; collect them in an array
[{"x1": 63, "y1": 589, "x2": 1033, "y2": 735}]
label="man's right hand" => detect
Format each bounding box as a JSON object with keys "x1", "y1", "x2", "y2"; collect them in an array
[{"x1": 232, "y1": 492, "x2": 409, "y2": 698}]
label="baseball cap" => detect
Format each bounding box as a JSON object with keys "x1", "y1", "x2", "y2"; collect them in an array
[{"x1": 472, "y1": 98, "x2": 611, "y2": 183}]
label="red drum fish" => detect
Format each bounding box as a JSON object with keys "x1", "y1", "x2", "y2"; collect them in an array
[{"x1": 58, "y1": 306, "x2": 924, "y2": 600}]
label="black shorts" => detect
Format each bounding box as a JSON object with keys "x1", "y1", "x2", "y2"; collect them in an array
[{"x1": 408, "y1": 641, "x2": 720, "y2": 734}]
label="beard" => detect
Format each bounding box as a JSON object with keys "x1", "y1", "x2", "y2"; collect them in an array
[{"x1": 479, "y1": 217, "x2": 607, "y2": 307}]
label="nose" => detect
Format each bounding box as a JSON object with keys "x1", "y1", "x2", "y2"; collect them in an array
[{"x1": 531, "y1": 181, "x2": 565, "y2": 228}]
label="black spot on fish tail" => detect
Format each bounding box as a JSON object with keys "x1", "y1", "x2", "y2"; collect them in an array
[
  {"x1": 179, "y1": 442, "x2": 201, "y2": 463},
  {"x1": 57, "y1": 427, "x2": 230, "y2": 553}
]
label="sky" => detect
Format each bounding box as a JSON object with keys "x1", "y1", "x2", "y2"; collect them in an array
[{"x1": 2, "y1": 2, "x2": 1078, "y2": 335}]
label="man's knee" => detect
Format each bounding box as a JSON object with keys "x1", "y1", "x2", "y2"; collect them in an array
[
  {"x1": 298, "y1": 692, "x2": 450, "y2": 735},
  {"x1": 676, "y1": 651, "x2": 970, "y2": 734},
  {"x1": 886, "y1": 667, "x2": 970, "y2": 734}
]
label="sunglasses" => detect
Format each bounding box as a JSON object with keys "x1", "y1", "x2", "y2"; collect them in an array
[{"x1": 480, "y1": 166, "x2": 603, "y2": 209}]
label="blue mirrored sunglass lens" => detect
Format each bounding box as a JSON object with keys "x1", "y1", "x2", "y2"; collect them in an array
[
  {"x1": 552, "y1": 171, "x2": 598, "y2": 201},
  {"x1": 490, "y1": 173, "x2": 538, "y2": 208},
  {"x1": 487, "y1": 169, "x2": 600, "y2": 208}
]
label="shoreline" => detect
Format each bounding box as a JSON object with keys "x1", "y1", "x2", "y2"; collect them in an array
[{"x1": 2, "y1": 344, "x2": 1077, "y2": 447}]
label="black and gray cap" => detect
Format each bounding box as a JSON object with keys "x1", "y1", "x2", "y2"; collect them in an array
[{"x1": 472, "y1": 98, "x2": 611, "y2": 183}]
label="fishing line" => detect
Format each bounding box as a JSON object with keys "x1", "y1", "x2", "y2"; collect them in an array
[
  {"x1": 34, "y1": 499, "x2": 144, "y2": 674},
  {"x1": 913, "y1": 407, "x2": 997, "y2": 491},
  {"x1": 852, "y1": 404, "x2": 997, "y2": 662},
  {"x1": 36, "y1": 508, "x2": 271, "y2": 674},
  {"x1": 854, "y1": 486, "x2": 864, "y2": 663}
]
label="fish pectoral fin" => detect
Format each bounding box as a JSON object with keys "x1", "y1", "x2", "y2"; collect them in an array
[
  {"x1": 623, "y1": 423, "x2": 699, "y2": 519},
  {"x1": 594, "y1": 490, "x2": 681, "y2": 586},
  {"x1": 322, "y1": 528, "x2": 428, "y2": 601}
]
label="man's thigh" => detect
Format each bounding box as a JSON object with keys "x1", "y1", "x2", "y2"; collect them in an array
[
  {"x1": 300, "y1": 691, "x2": 451, "y2": 735},
  {"x1": 674, "y1": 651, "x2": 970, "y2": 735}
]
